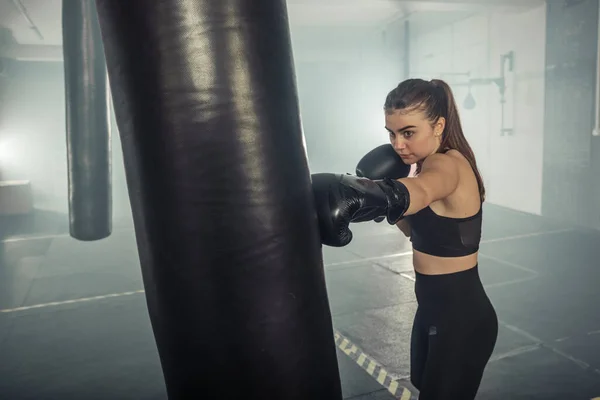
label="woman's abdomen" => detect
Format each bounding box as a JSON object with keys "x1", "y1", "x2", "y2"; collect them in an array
[{"x1": 412, "y1": 249, "x2": 479, "y2": 275}]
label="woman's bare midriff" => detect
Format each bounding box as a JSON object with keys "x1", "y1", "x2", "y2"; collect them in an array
[{"x1": 412, "y1": 249, "x2": 478, "y2": 275}]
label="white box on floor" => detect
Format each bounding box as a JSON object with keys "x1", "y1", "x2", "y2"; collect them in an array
[{"x1": 0, "y1": 180, "x2": 33, "y2": 215}]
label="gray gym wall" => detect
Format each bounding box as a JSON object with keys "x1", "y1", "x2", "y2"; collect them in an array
[{"x1": 542, "y1": 0, "x2": 600, "y2": 230}]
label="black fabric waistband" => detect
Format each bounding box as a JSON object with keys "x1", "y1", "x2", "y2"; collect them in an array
[{"x1": 414, "y1": 265, "x2": 485, "y2": 306}]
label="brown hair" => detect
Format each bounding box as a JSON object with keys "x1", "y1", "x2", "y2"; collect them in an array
[{"x1": 383, "y1": 78, "x2": 485, "y2": 202}]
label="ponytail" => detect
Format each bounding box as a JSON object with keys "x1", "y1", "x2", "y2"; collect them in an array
[{"x1": 430, "y1": 79, "x2": 486, "y2": 202}]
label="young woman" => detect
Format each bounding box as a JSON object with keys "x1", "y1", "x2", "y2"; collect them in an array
[{"x1": 311, "y1": 78, "x2": 498, "y2": 399}]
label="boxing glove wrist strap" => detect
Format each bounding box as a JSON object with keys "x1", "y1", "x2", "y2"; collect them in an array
[{"x1": 375, "y1": 178, "x2": 410, "y2": 224}]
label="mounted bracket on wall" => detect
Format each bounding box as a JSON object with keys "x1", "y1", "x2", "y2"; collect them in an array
[
  {"x1": 467, "y1": 51, "x2": 515, "y2": 136},
  {"x1": 447, "y1": 51, "x2": 516, "y2": 136}
]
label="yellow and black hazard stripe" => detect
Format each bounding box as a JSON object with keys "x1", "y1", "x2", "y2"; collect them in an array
[{"x1": 334, "y1": 330, "x2": 415, "y2": 400}]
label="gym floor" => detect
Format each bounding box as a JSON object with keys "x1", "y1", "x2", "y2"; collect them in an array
[{"x1": 0, "y1": 204, "x2": 599, "y2": 399}]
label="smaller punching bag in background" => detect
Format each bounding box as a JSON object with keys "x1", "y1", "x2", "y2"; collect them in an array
[{"x1": 62, "y1": 0, "x2": 112, "y2": 241}]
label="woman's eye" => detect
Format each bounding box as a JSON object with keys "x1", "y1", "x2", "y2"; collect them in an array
[{"x1": 403, "y1": 131, "x2": 415, "y2": 138}]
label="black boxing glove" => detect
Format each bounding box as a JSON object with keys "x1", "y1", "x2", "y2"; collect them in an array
[
  {"x1": 356, "y1": 144, "x2": 411, "y2": 180},
  {"x1": 311, "y1": 173, "x2": 410, "y2": 247},
  {"x1": 356, "y1": 144, "x2": 411, "y2": 223}
]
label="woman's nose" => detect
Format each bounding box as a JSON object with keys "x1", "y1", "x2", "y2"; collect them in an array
[{"x1": 391, "y1": 136, "x2": 406, "y2": 150}]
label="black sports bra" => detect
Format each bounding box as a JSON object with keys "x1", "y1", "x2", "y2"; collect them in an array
[{"x1": 404, "y1": 205, "x2": 482, "y2": 257}]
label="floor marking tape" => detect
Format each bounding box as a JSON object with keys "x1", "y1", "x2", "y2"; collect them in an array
[
  {"x1": 334, "y1": 330, "x2": 415, "y2": 399},
  {"x1": 0, "y1": 290, "x2": 145, "y2": 313}
]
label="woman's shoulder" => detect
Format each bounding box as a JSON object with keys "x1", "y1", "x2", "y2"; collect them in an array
[
  {"x1": 437, "y1": 149, "x2": 471, "y2": 170},
  {"x1": 443, "y1": 148, "x2": 466, "y2": 160},
  {"x1": 421, "y1": 149, "x2": 463, "y2": 168},
  {"x1": 441, "y1": 150, "x2": 481, "y2": 202}
]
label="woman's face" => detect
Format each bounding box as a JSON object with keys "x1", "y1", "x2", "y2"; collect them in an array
[{"x1": 384, "y1": 108, "x2": 445, "y2": 165}]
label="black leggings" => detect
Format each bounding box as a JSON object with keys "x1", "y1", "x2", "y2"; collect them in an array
[{"x1": 410, "y1": 265, "x2": 498, "y2": 399}]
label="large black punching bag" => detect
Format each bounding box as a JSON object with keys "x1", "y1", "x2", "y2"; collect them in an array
[
  {"x1": 94, "y1": 1, "x2": 343, "y2": 399},
  {"x1": 62, "y1": 0, "x2": 112, "y2": 241}
]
